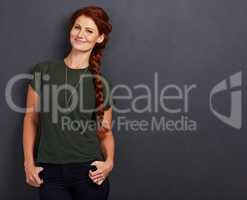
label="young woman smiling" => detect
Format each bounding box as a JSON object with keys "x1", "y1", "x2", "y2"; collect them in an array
[{"x1": 23, "y1": 5, "x2": 115, "y2": 200}]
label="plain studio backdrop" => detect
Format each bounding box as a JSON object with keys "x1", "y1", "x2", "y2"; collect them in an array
[{"x1": 1, "y1": 0, "x2": 247, "y2": 200}]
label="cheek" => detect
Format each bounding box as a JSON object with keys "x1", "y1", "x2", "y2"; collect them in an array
[
  {"x1": 84, "y1": 33, "x2": 97, "y2": 41},
  {"x1": 70, "y1": 34, "x2": 79, "y2": 46},
  {"x1": 69, "y1": 36, "x2": 75, "y2": 45},
  {"x1": 70, "y1": 32, "x2": 77, "y2": 40}
]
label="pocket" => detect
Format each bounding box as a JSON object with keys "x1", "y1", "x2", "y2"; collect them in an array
[
  {"x1": 38, "y1": 165, "x2": 45, "y2": 180},
  {"x1": 41, "y1": 166, "x2": 62, "y2": 183}
]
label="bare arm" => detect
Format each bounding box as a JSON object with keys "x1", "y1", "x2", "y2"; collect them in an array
[
  {"x1": 89, "y1": 107, "x2": 115, "y2": 185},
  {"x1": 98, "y1": 107, "x2": 115, "y2": 167},
  {"x1": 22, "y1": 85, "x2": 43, "y2": 187},
  {"x1": 23, "y1": 85, "x2": 40, "y2": 166}
]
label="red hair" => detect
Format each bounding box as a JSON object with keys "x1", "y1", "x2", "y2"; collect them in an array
[{"x1": 68, "y1": 5, "x2": 113, "y2": 138}]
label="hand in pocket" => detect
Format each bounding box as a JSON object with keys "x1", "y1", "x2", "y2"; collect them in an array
[{"x1": 24, "y1": 163, "x2": 44, "y2": 187}]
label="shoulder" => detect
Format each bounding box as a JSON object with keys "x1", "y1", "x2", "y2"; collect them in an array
[{"x1": 31, "y1": 59, "x2": 61, "y2": 73}]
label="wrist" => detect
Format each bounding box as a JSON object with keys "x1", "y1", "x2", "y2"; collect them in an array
[
  {"x1": 24, "y1": 159, "x2": 35, "y2": 167},
  {"x1": 105, "y1": 159, "x2": 114, "y2": 170}
]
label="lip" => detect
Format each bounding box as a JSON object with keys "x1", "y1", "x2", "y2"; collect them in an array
[{"x1": 75, "y1": 38, "x2": 87, "y2": 43}]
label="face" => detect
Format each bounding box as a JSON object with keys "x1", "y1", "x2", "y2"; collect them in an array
[{"x1": 70, "y1": 15, "x2": 104, "y2": 52}]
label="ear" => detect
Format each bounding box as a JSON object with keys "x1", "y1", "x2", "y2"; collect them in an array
[{"x1": 96, "y1": 33, "x2": 105, "y2": 44}]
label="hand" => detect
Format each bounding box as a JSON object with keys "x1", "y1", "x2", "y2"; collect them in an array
[
  {"x1": 89, "y1": 160, "x2": 113, "y2": 185},
  {"x1": 24, "y1": 162, "x2": 44, "y2": 187}
]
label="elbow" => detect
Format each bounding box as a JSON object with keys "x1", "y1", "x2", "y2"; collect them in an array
[
  {"x1": 24, "y1": 113, "x2": 39, "y2": 126},
  {"x1": 97, "y1": 129, "x2": 113, "y2": 141}
]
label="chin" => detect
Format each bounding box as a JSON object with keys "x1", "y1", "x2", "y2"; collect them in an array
[{"x1": 71, "y1": 43, "x2": 87, "y2": 52}]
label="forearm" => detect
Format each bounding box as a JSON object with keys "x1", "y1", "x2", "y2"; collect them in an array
[
  {"x1": 100, "y1": 131, "x2": 115, "y2": 166},
  {"x1": 23, "y1": 114, "x2": 38, "y2": 166}
]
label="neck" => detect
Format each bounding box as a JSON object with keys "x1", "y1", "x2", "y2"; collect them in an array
[{"x1": 64, "y1": 48, "x2": 91, "y2": 69}]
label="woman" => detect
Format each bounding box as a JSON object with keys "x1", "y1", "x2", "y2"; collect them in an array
[{"x1": 23, "y1": 5, "x2": 115, "y2": 200}]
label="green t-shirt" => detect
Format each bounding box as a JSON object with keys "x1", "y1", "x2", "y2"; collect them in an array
[{"x1": 28, "y1": 59, "x2": 114, "y2": 164}]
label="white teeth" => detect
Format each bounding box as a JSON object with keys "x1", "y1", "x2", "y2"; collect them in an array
[{"x1": 76, "y1": 38, "x2": 86, "y2": 42}]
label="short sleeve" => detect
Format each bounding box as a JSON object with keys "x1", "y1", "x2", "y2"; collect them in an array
[
  {"x1": 101, "y1": 75, "x2": 115, "y2": 111},
  {"x1": 29, "y1": 63, "x2": 43, "y2": 96}
]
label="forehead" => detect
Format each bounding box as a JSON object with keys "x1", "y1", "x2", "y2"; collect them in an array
[{"x1": 74, "y1": 15, "x2": 97, "y2": 29}]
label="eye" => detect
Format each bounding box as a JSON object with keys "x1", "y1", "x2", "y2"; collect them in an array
[
  {"x1": 86, "y1": 29, "x2": 93, "y2": 33},
  {"x1": 74, "y1": 26, "x2": 80, "y2": 30}
]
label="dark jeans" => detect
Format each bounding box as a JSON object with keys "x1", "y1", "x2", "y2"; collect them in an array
[{"x1": 38, "y1": 160, "x2": 110, "y2": 200}]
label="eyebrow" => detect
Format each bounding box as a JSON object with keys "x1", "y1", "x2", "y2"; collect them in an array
[{"x1": 74, "y1": 24, "x2": 95, "y2": 31}]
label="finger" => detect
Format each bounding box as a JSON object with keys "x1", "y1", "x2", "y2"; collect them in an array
[
  {"x1": 93, "y1": 174, "x2": 104, "y2": 180},
  {"x1": 98, "y1": 180, "x2": 104, "y2": 185},
  {"x1": 97, "y1": 176, "x2": 105, "y2": 182},
  {"x1": 37, "y1": 167, "x2": 44, "y2": 173},
  {"x1": 95, "y1": 178, "x2": 105, "y2": 185},
  {"x1": 33, "y1": 174, "x2": 43, "y2": 185},
  {"x1": 91, "y1": 174, "x2": 105, "y2": 182},
  {"x1": 34, "y1": 171, "x2": 43, "y2": 183},
  {"x1": 89, "y1": 173, "x2": 98, "y2": 181},
  {"x1": 28, "y1": 176, "x2": 36, "y2": 185},
  {"x1": 27, "y1": 178, "x2": 40, "y2": 187},
  {"x1": 90, "y1": 161, "x2": 98, "y2": 166},
  {"x1": 90, "y1": 170, "x2": 103, "y2": 177},
  {"x1": 92, "y1": 177, "x2": 101, "y2": 184},
  {"x1": 36, "y1": 167, "x2": 44, "y2": 183},
  {"x1": 89, "y1": 172, "x2": 104, "y2": 180},
  {"x1": 89, "y1": 174, "x2": 100, "y2": 182}
]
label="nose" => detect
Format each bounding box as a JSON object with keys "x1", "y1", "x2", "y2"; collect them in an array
[{"x1": 78, "y1": 30, "x2": 84, "y2": 38}]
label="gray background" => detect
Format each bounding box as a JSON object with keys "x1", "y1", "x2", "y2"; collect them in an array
[{"x1": 1, "y1": 0, "x2": 247, "y2": 199}]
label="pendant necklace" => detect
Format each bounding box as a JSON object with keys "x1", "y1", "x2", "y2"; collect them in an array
[{"x1": 64, "y1": 62, "x2": 88, "y2": 111}]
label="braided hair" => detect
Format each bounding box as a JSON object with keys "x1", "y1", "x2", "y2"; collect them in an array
[{"x1": 68, "y1": 5, "x2": 113, "y2": 138}]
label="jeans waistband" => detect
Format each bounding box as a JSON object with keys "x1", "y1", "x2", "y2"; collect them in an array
[{"x1": 38, "y1": 160, "x2": 96, "y2": 168}]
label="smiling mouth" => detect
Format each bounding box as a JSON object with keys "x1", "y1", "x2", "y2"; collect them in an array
[{"x1": 75, "y1": 38, "x2": 87, "y2": 43}]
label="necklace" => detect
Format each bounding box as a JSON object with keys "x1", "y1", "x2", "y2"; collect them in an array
[{"x1": 64, "y1": 60, "x2": 89, "y2": 110}]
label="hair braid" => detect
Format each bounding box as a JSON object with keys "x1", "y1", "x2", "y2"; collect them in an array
[{"x1": 68, "y1": 6, "x2": 112, "y2": 138}]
